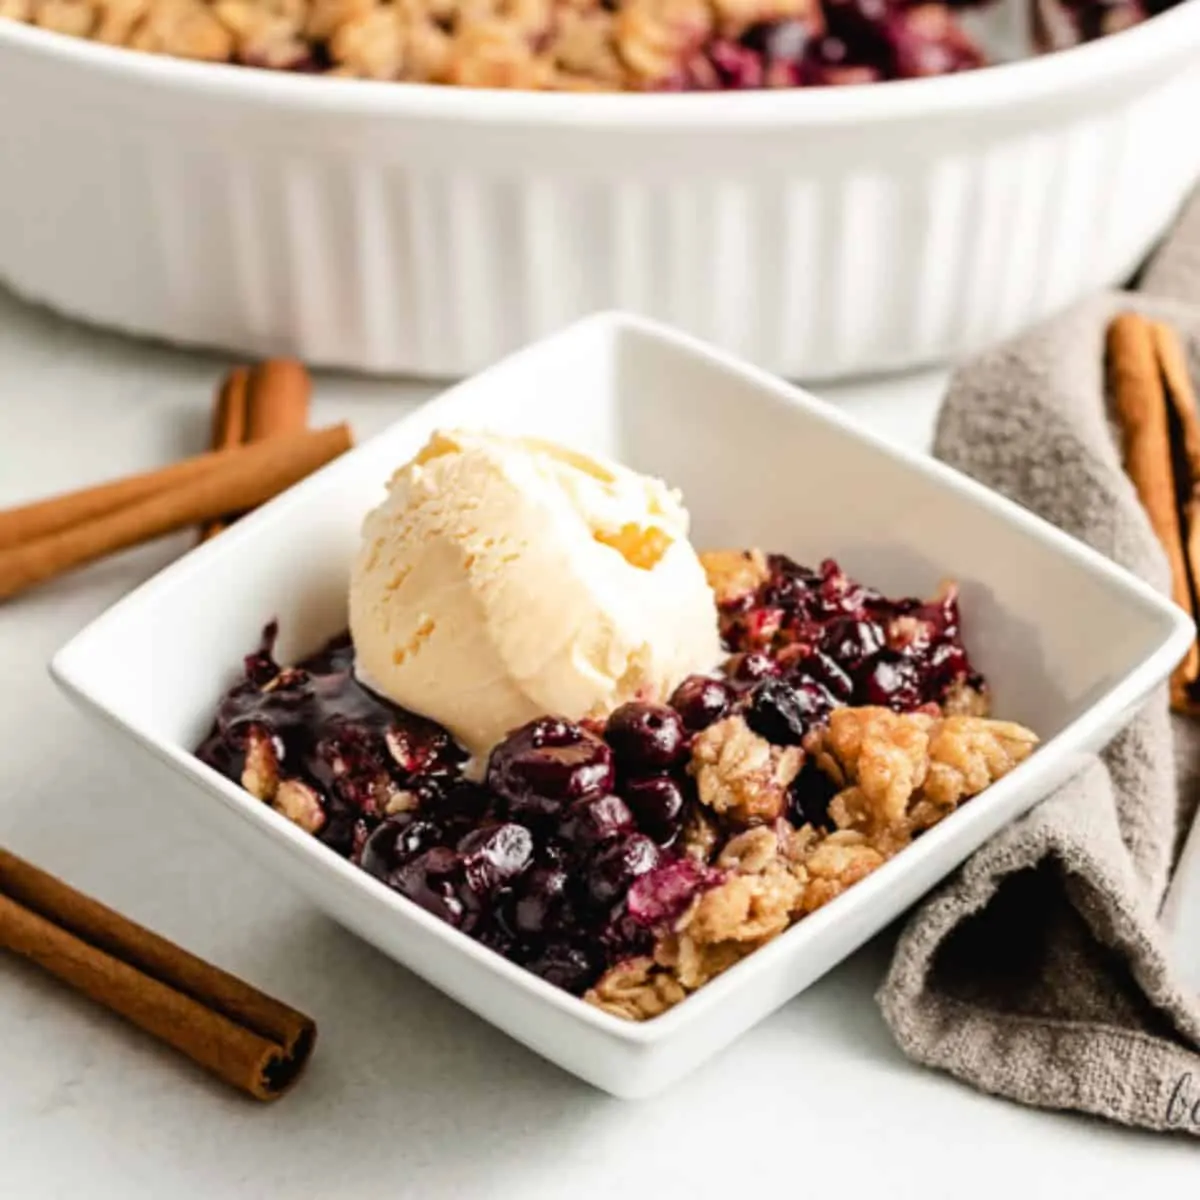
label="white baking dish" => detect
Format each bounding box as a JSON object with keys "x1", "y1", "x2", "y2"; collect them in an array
[
  {"x1": 50, "y1": 313, "x2": 1191, "y2": 1096},
  {"x1": 0, "y1": 11, "x2": 1198, "y2": 380}
]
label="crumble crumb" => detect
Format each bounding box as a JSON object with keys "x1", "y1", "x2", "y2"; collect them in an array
[
  {"x1": 715, "y1": 825, "x2": 779, "y2": 874},
  {"x1": 678, "y1": 804, "x2": 721, "y2": 863},
  {"x1": 272, "y1": 778, "x2": 326, "y2": 833},
  {"x1": 31, "y1": 0, "x2": 98, "y2": 37},
  {"x1": 941, "y1": 677, "x2": 991, "y2": 717},
  {"x1": 241, "y1": 726, "x2": 280, "y2": 801},
  {"x1": 653, "y1": 930, "x2": 753, "y2": 990},
  {"x1": 681, "y1": 860, "x2": 800, "y2": 944},
  {"x1": 697, "y1": 548, "x2": 769, "y2": 607},
  {"x1": 812, "y1": 707, "x2": 1038, "y2": 848},
  {"x1": 583, "y1": 955, "x2": 688, "y2": 1021},
  {"x1": 127, "y1": 0, "x2": 234, "y2": 58},
  {"x1": 616, "y1": 0, "x2": 711, "y2": 83},
  {"x1": 630, "y1": 822, "x2": 804, "y2": 1003},
  {"x1": 796, "y1": 830, "x2": 885, "y2": 913},
  {"x1": 809, "y1": 707, "x2": 933, "y2": 830},
  {"x1": 918, "y1": 715, "x2": 1039, "y2": 817},
  {"x1": 328, "y1": 7, "x2": 445, "y2": 79},
  {"x1": 689, "y1": 715, "x2": 803, "y2": 826},
  {"x1": 777, "y1": 818, "x2": 819, "y2": 866},
  {"x1": 213, "y1": 0, "x2": 309, "y2": 67},
  {"x1": 443, "y1": 19, "x2": 551, "y2": 87}
]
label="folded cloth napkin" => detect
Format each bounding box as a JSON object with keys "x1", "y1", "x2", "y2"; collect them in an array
[{"x1": 877, "y1": 192, "x2": 1200, "y2": 1136}]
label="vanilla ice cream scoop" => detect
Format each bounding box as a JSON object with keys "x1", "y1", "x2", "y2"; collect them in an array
[{"x1": 348, "y1": 430, "x2": 722, "y2": 759}]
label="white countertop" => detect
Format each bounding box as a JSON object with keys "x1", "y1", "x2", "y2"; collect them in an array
[{"x1": 0, "y1": 287, "x2": 1193, "y2": 1196}]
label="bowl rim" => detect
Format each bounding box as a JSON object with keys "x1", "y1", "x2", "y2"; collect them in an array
[
  {"x1": 49, "y1": 311, "x2": 1194, "y2": 1050},
  {"x1": 3, "y1": 3, "x2": 1200, "y2": 129}
]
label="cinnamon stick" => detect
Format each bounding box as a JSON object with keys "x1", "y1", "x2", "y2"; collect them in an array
[
  {"x1": 1109, "y1": 313, "x2": 1200, "y2": 709},
  {"x1": 1154, "y1": 321, "x2": 1200, "y2": 713},
  {"x1": 0, "y1": 424, "x2": 352, "y2": 601},
  {"x1": 201, "y1": 361, "x2": 311, "y2": 543},
  {"x1": 0, "y1": 443, "x2": 235, "y2": 554},
  {"x1": 0, "y1": 847, "x2": 314, "y2": 1100},
  {"x1": 199, "y1": 367, "x2": 251, "y2": 543},
  {"x1": 246, "y1": 360, "x2": 311, "y2": 444}
]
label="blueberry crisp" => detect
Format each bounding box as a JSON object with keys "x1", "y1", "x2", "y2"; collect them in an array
[
  {"x1": 198, "y1": 549, "x2": 1037, "y2": 1019},
  {"x1": 3, "y1": 0, "x2": 1181, "y2": 89}
]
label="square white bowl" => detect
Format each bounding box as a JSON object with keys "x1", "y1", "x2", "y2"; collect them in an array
[{"x1": 51, "y1": 312, "x2": 1191, "y2": 1098}]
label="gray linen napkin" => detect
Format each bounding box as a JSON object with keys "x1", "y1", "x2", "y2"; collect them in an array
[{"x1": 877, "y1": 194, "x2": 1200, "y2": 1136}]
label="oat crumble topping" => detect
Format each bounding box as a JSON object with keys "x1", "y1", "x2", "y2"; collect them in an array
[
  {"x1": 584, "y1": 954, "x2": 688, "y2": 1020},
  {"x1": 587, "y1": 706, "x2": 1036, "y2": 1020},
  {"x1": 813, "y1": 707, "x2": 1037, "y2": 849},
  {"x1": 689, "y1": 714, "x2": 803, "y2": 826}
]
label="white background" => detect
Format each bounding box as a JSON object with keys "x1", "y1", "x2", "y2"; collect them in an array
[{"x1": 0, "y1": 285, "x2": 1193, "y2": 1194}]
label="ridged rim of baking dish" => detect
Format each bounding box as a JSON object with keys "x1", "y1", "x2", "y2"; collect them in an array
[{"x1": 1, "y1": 1, "x2": 1200, "y2": 126}]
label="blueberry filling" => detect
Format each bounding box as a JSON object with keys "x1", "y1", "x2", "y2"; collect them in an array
[{"x1": 716, "y1": 555, "x2": 983, "y2": 713}]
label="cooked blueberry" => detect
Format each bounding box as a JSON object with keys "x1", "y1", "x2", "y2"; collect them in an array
[
  {"x1": 598, "y1": 909, "x2": 655, "y2": 962},
  {"x1": 486, "y1": 717, "x2": 615, "y2": 822},
  {"x1": 725, "y1": 651, "x2": 778, "y2": 687},
  {"x1": 473, "y1": 924, "x2": 517, "y2": 960},
  {"x1": 534, "y1": 839, "x2": 569, "y2": 869},
  {"x1": 746, "y1": 679, "x2": 829, "y2": 745},
  {"x1": 707, "y1": 39, "x2": 766, "y2": 88},
  {"x1": 456, "y1": 822, "x2": 534, "y2": 891},
  {"x1": 817, "y1": 557, "x2": 884, "y2": 617},
  {"x1": 319, "y1": 808, "x2": 372, "y2": 860},
  {"x1": 742, "y1": 17, "x2": 811, "y2": 61},
  {"x1": 821, "y1": 617, "x2": 885, "y2": 670},
  {"x1": 512, "y1": 866, "x2": 573, "y2": 936},
  {"x1": 559, "y1": 794, "x2": 635, "y2": 850},
  {"x1": 438, "y1": 780, "x2": 495, "y2": 823},
  {"x1": 766, "y1": 554, "x2": 821, "y2": 588},
  {"x1": 242, "y1": 621, "x2": 282, "y2": 686},
  {"x1": 927, "y1": 639, "x2": 970, "y2": 695},
  {"x1": 385, "y1": 718, "x2": 468, "y2": 779},
  {"x1": 818, "y1": 0, "x2": 894, "y2": 71},
  {"x1": 858, "y1": 651, "x2": 924, "y2": 709},
  {"x1": 587, "y1": 834, "x2": 661, "y2": 907},
  {"x1": 747, "y1": 603, "x2": 788, "y2": 647},
  {"x1": 625, "y1": 857, "x2": 722, "y2": 930},
  {"x1": 348, "y1": 817, "x2": 374, "y2": 865},
  {"x1": 789, "y1": 651, "x2": 854, "y2": 701},
  {"x1": 887, "y1": 4, "x2": 984, "y2": 77},
  {"x1": 361, "y1": 814, "x2": 445, "y2": 881},
  {"x1": 307, "y1": 728, "x2": 391, "y2": 814},
  {"x1": 604, "y1": 703, "x2": 687, "y2": 772},
  {"x1": 392, "y1": 847, "x2": 472, "y2": 928},
  {"x1": 622, "y1": 775, "x2": 686, "y2": 844},
  {"x1": 524, "y1": 943, "x2": 598, "y2": 994},
  {"x1": 789, "y1": 762, "x2": 839, "y2": 830},
  {"x1": 669, "y1": 674, "x2": 735, "y2": 731}
]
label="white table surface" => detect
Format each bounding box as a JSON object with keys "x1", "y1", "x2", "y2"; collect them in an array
[{"x1": 0, "y1": 285, "x2": 1194, "y2": 1196}]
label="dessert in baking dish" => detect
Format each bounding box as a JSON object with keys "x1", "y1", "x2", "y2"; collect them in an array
[{"x1": 2, "y1": 0, "x2": 1183, "y2": 89}]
